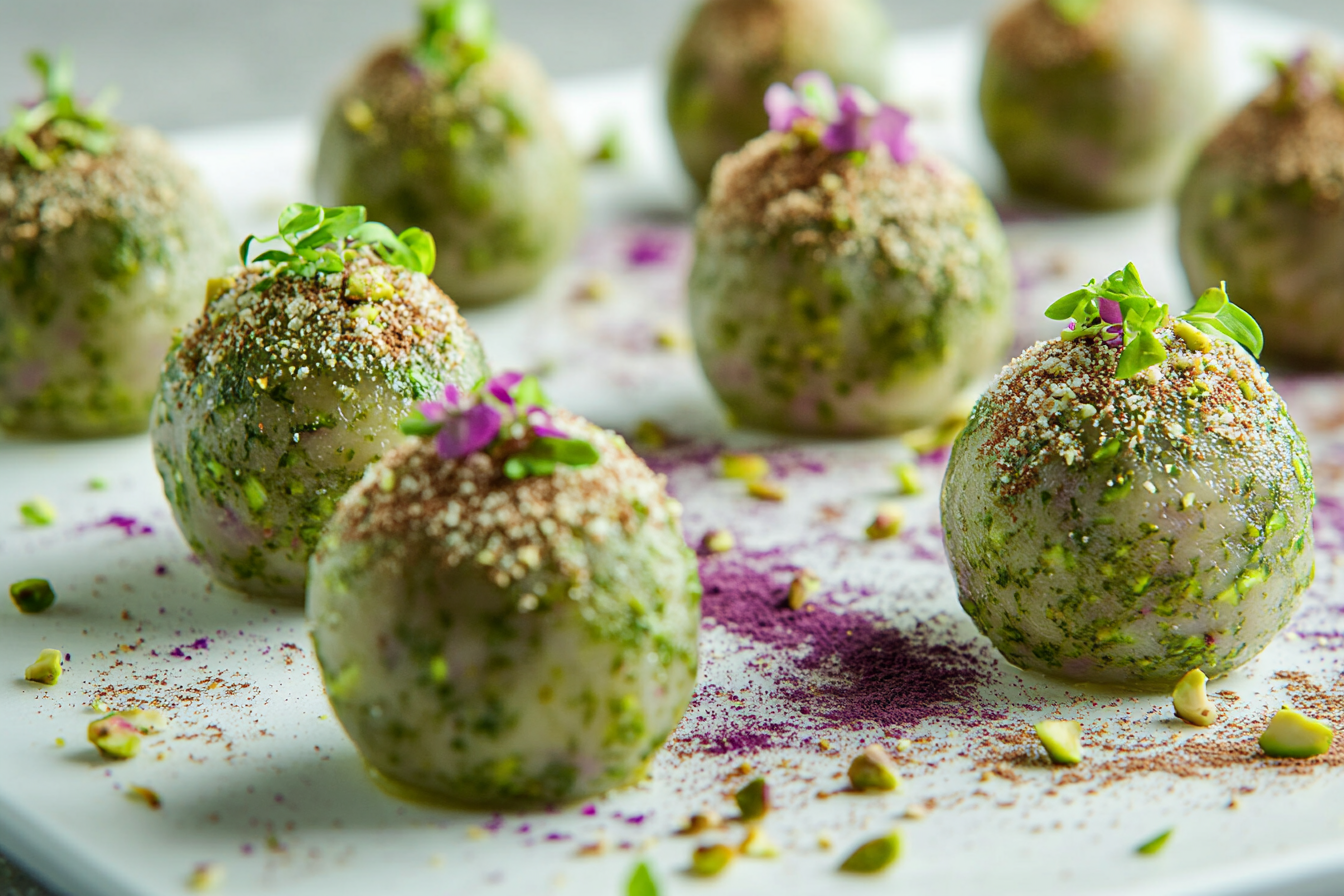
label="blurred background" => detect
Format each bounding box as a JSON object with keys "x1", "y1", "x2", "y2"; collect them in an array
[{"x1": 0, "y1": 0, "x2": 1341, "y2": 132}]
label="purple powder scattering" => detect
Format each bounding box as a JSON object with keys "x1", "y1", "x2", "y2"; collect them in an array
[
  {"x1": 698, "y1": 554, "x2": 998, "y2": 734},
  {"x1": 483, "y1": 814, "x2": 504, "y2": 832},
  {"x1": 626, "y1": 231, "x2": 679, "y2": 267},
  {"x1": 85, "y1": 515, "x2": 154, "y2": 537},
  {"x1": 154, "y1": 564, "x2": 168, "y2": 577},
  {"x1": 580, "y1": 804, "x2": 596, "y2": 816},
  {"x1": 545, "y1": 832, "x2": 571, "y2": 842},
  {"x1": 625, "y1": 815, "x2": 645, "y2": 825},
  {"x1": 169, "y1": 636, "x2": 211, "y2": 660}
]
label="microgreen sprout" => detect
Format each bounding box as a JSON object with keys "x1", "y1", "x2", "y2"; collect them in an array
[
  {"x1": 239, "y1": 204, "x2": 435, "y2": 287},
  {"x1": 1047, "y1": 0, "x2": 1105, "y2": 26},
  {"x1": 2, "y1": 51, "x2": 117, "y2": 170},
  {"x1": 1045, "y1": 263, "x2": 1263, "y2": 379},
  {"x1": 1266, "y1": 47, "x2": 1344, "y2": 111},
  {"x1": 399, "y1": 372, "x2": 599, "y2": 479},
  {"x1": 416, "y1": 0, "x2": 495, "y2": 83},
  {"x1": 765, "y1": 71, "x2": 916, "y2": 161}
]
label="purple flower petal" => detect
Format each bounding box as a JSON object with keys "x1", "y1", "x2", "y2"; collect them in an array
[
  {"x1": 793, "y1": 71, "x2": 838, "y2": 121},
  {"x1": 821, "y1": 119, "x2": 863, "y2": 153},
  {"x1": 765, "y1": 83, "x2": 807, "y2": 132},
  {"x1": 434, "y1": 403, "x2": 501, "y2": 459},
  {"x1": 628, "y1": 232, "x2": 677, "y2": 267},
  {"x1": 836, "y1": 84, "x2": 878, "y2": 119},
  {"x1": 443, "y1": 382, "x2": 463, "y2": 407},
  {"x1": 870, "y1": 105, "x2": 917, "y2": 163},
  {"x1": 486, "y1": 372, "x2": 524, "y2": 408},
  {"x1": 1098, "y1": 298, "x2": 1123, "y2": 325}
]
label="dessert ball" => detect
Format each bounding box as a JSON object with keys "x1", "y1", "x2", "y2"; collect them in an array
[
  {"x1": 666, "y1": 0, "x2": 890, "y2": 192},
  {"x1": 308, "y1": 387, "x2": 700, "y2": 808},
  {"x1": 0, "y1": 54, "x2": 230, "y2": 438},
  {"x1": 979, "y1": 0, "x2": 1215, "y2": 209},
  {"x1": 314, "y1": 1, "x2": 580, "y2": 306},
  {"x1": 942, "y1": 267, "x2": 1314, "y2": 688},
  {"x1": 151, "y1": 208, "x2": 488, "y2": 601},
  {"x1": 689, "y1": 77, "x2": 1013, "y2": 436},
  {"x1": 1178, "y1": 53, "x2": 1344, "y2": 369}
]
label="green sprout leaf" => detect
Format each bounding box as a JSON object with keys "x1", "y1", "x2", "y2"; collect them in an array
[
  {"x1": 502, "y1": 437, "x2": 600, "y2": 480},
  {"x1": 239, "y1": 204, "x2": 436, "y2": 280},
  {"x1": 2, "y1": 50, "x2": 117, "y2": 169},
  {"x1": 1044, "y1": 263, "x2": 1266, "y2": 380},
  {"x1": 416, "y1": 0, "x2": 495, "y2": 83},
  {"x1": 513, "y1": 375, "x2": 548, "y2": 410},
  {"x1": 1048, "y1": 0, "x2": 1105, "y2": 25},
  {"x1": 626, "y1": 862, "x2": 659, "y2": 896}
]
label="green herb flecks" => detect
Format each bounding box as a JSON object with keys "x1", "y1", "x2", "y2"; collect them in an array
[
  {"x1": 1045, "y1": 264, "x2": 1263, "y2": 380},
  {"x1": 2, "y1": 51, "x2": 117, "y2": 170},
  {"x1": 239, "y1": 203, "x2": 436, "y2": 282},
  {"x1": 416, "y1": 0, "x2": 495, "y2": 83}
]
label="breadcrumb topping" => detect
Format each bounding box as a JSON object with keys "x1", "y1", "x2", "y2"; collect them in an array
[
  {"x1": 976, "y1": 325, "x2": 1298, "y2": 495},
  {"x1": 328, "y1": 413, "x2": 682, "y2": 589}
]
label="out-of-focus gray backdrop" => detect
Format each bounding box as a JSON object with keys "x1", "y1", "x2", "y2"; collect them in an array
[
  {"x1": 1, "y1": 1, "x2": 1343, "y2": 894},
  {"x1": 0, "y1": 0, "x2": 1342, "y2": 130}
]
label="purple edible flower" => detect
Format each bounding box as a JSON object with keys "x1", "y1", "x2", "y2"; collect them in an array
[
  {"x1": 1098, "y1": 298, "x2": 1124, "y2": 347},
  {"x1": 527, "y1": 407, "x2": 568, "y2": 440},
  {"x1": 766, "y1": 71, "x2": 917, "y2": 162},
  {"x1": 434, "y1": 402, "x2": 501, "y2": 459},
  {"x1": 486, "y1": 372, "x2": 524, "y2": 408}
]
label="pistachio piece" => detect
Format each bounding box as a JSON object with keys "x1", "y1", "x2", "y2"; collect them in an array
[
  {"x1": 738, "y1": 826, "x2": 780, "y2": 858},
  {"x1": 735, "y1": 777, "x2": 769, "y2": 821},
  {"x1": 633, "y1": 419, "x2": 669, "y2": 448},
  {"x1": 839, "y1": 831, "x2": 900, "y2": 873},
  {"x1": 88, "y1": 714, "x2": 142, "y2": 759},
  {"x1": 721, "y1": 452, "x2": 769, "y2": 481},
  {"x1": 24, "y1": 648, "x2": 62, "y2": 685},
  {"x1": 893, "y1": 461, "x2": 923, "y2": 495},
  {"x1": 848, "y1": 743, "x2": 901, "y2": 791},
  {"x1": 787, "y1": 569, "x2": 820, "y2": 610},
  {"x1": 1034, "y1": 720, "x2": 1083, "y2": 765},
  {"x1": 1259, "y1": 706, "x2": 1334, "y2": 758},
  {"x1": 1172, "y1": 320, "x2": 1212, "y2": 353},
  {"x1": 116, "y1": 707, "x2": 170, "y2": 734},
  {"x1": 701, "y1": 529, "x2": 735, "y2": 554},
  {"x1": 866, "y1": 503, "x2": 904, "y2": 540},
  {"x1": 677, "y1": 811, "x2": 724, "y2": 835},
  {"x1": 691, "y1": 844, "x2": 734, "y2": 876},
  {"x1": 186, "y1": 862, "x2": 225, "y2": 892},
  {"x1": 19, "y1": 496, "x2": 56, "y2": 527},
  {"x1": 1136, "y1": 828, "x2": 1173, "y2": 856},
  {"x1": 747, "y1": 480, "x2": 787, "y2": 502},
  {"x1": 128, "y1": 785, "x2": 162, "y2": 810},
  {"x1": 204, "y1": 277, "x2": 236, "y2": 303},
  {"x1": 10, "y1": 578, "x2": 56, "y2": 614},
  {"x1": 1172, "y1": 669, "x2": 1217, "y2": 726}
]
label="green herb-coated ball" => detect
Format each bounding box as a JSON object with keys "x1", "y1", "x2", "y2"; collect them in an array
[
  {"x1": 1177, "y1": 61, "x2": 1344, "y2": 369},
  {"x1": 308, "y1": 415, "x2": 700, "y2": 809},
  {"x1": 942, "y1": 328, "x2": 1314, "y2": 688},
  {"x1": 314, "y1": 40, "x2": 580, "y2": 306},
  {"x1": 979, "y1": 0, "x2": 1215, "y2": 209},
  {"x1": 665, "y1": 0, "x2": 891, "y2": 193},
  {"x1": 151, "y1": 251, "x2": 488, "y2": 602},
  {"x1": 688, "y1": 131, "x2": 1013, "y2": 436},
  {"x1": 0, "y1": 127, "x2": 230, "y2": 437}
]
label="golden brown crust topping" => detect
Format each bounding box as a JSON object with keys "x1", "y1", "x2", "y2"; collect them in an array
[{"x1": 328, "y1": 414, "x2": 682, "y2": 587}]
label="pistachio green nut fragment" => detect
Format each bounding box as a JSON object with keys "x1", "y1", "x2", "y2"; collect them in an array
[
  {"x1": 848, "y1": 743, "x2": 901, "y2": 791},
  {"x1": 1259, "y1": 706, "x2": 1334, "y2": 758},
  {"x1": 19, "y1": 497, "x2": 56, "y2": 527},
  {"x1": 10, "y1": 578, "x2": 56, "y2": 614},
  {"x1": 88, "y1": 714, "x2": 142, "y2": 759},
  {"x1": 735, "y1": 777, "x2": 769, "y2": 821},
  {"x1": 1136, "y1": 828, "x2": 1174, "y2": 856},
  {"x1": 23, "y1": 648, "x2": 62, "y2": 685},
  {"x1": 720, "y1": 452, "x2": 769, "y2": 481},
  {"x1": 1035, "y1": 720, "x2": 1083, "y2": 765},
  {"x1": 691, "y1": 844, "x2": 734, "y2": 876},
  {"x1": 1172, "y1": 669, "x2": 1217, "y2": 726},
  {"x1": 738, "y1": 826, "x2": 781, "y2": 858},
  {"x1": 115, "y1": 707, "x2": 169, "y2": 734},
  {"x1": 839, "y1": 831, "x2": 901, "y2": 874}
]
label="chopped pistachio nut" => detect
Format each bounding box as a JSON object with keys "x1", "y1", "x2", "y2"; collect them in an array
[
  {"x1": 720, "y1": 452, "x2": 770, "y2": 481},
  {"x1": 1172, "y1": 669, "x2": 1217, "y2": 727},
  {"x1": 895, "y1": 739, "x2": 913, "y2": 753},
  {"x1": 128, "y1": 785, "x2": 162, "y2": 810},
  {"x1": 1034, "y1": 720, "x2": 1083, "y2": 765},
  {"x1": 893, "y1": 461, "x2": 924, "y2": 495},
  {"x1": 19, "y1": 497, "x2": 57, "y2": 527},
  {"x1": 746, "y1": 480, "x2": 787, "y2": 502},
  {"x1": 903, "y1": 803, "x2": 928, "y2": 820},
  {"x1": 848, "y1": 743, "x2": 901, "y2": 791},
  {"x1": 1136, "y1": 828, "x2": 1173, "y2": 856},
  {"x1": 701, "y1": 529, "x2": 735, "y2": 554},
  {"x1": 787, "y1": 569, "x2": 820, "y2": 610},
  {"x1": 88, "y1": 477, "x2": 109, "y2": 491},
  {"x1": 24, "y1": 648, "x2": 62, "y2": 685},
  {"x1": 186, "y1": 862, "x2": 225, "y2": 892},
  {"x1": 626, "y1": 862, "x2": 657, "y2": 896},
  {"x1": 690, "y1": 844, "x2": 734, "y2": 876},
  {"x1": 1259, "y1": 706, "x2": 1334, "y2": 758},
  {"x1": 10, "y1": 578, "x2": 56, "y2": 613},
  {"x1": 116, "y1": 707, "x2": 170, "y2": 734},
  {"x1": 633, "y1": 419, "x2": 669, "y2": 448},
  {"x1": 348, "y1": 269, "x2": 395, "y2": 301},
  {"x1": 655, "y1": 327, "x2": 689, "y2": 350},
  {"x1": 205, "y1": 276, "x2": 236, "y2": 303},
  {"x1": 735, "y1": 777, "x2": 769, "y2": 821},
  {"x1": 89, "y1": 714, "x2": 143, "y2": 759},
  {"x1": 738, "y1": 826, "x2": 780, "y2": 858},
  {"x1": 839, "y1": 831, "x2": 901, "y2": 874},
  {"x1": 677, "y1": 811, "x2": 724, "y2": 835},
  {"x1": 866, "y1": 503, "x2": 904, "y2": 540},
  {"x1": 1172, "y1": 320, "x2": 1212, "y2": 353}
]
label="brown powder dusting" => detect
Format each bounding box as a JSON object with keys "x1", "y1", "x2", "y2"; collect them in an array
[
  {"x1": 327, "y1": 414, "x2": 682, "y2": 588},
  {"x1": 986, "y1": 0, "x2": 1132, "y2": 71},
  {"x1": 974, "y1": 326, "x2": 1290, "y2": 495},
  {"x1": 1197, "y1": 80, "x2": 1344, "y2": 201}
]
